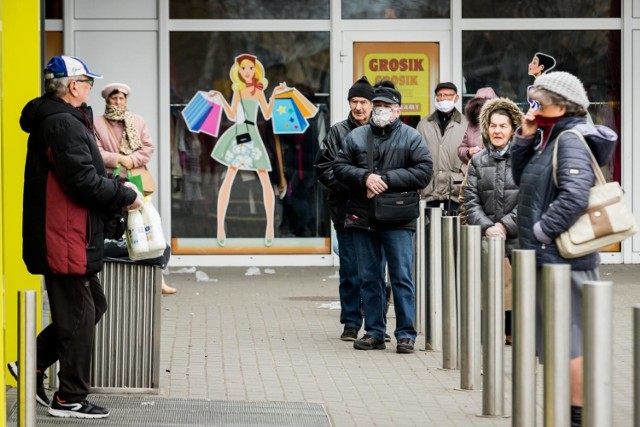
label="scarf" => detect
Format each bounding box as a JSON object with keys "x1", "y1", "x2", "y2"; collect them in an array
[
  {"x1": 104, "y1": 104, "x2": 142, "y2": 154},
  {"x1": 245, "y1": 79, "x2": 264, "y2": 95},
  {"x1": 534, "y1": 115, "x2": 562, "y2": 150}
]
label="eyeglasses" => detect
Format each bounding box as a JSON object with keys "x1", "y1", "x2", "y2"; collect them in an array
[
  {"x1": 435, "y1": 92, "x2": 456, "y2": 100},
  {"x1": 75, "y1": 78, "x2": 94, "y2": 88}
]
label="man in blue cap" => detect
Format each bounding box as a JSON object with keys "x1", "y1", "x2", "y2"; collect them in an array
[
  {"x1": 11, "y1": 55, "x2": 143, "y2": 419},
  {"x1": 334, "y1": 85, "x2": 432, "y2": 353}
]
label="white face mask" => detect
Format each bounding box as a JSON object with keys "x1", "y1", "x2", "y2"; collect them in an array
[
  {"x1": 371, "y1": 106, "x2": 395, "y2": 127},
  {"x1": 435, "y1": 99, "x2": 455, "y2": 113}
]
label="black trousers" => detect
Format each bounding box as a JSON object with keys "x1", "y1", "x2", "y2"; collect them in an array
[{"x1": 37, "y1": 274, "x2": 107, "y2": 402}]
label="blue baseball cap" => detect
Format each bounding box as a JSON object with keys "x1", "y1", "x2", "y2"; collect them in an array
[{"x1": 44, "y1": 55, "x2": 103, "y2": 79}]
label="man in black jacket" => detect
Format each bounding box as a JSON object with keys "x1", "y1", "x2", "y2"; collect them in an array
[
  {"x1": 314, "y1": 76, "x2": 374, "y2": 341},
  {"x1": 334, "y1": 86, "x2": 433, "y2": 353},
  {"x1": 16, "y1": 55, "x2": 142, "y2": 419}
]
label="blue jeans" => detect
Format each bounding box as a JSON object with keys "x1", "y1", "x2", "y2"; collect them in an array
[
  {"x1": 352, "y1": 229, "x2": 416, "y2": 341},
  {"x1": 336, "y1": 230, "x2": 363, "y2": 329}
]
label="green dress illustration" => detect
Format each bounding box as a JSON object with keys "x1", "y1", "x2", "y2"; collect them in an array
[{"x1": 211, "y1": 98, "x2": 272, "y2": 171}]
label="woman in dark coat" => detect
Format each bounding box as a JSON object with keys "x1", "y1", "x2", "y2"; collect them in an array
[
  {"x1": 464, "y1": 97, "x2": 523, "y2": 345},
  {"x1": 511, "y1": 71, "x2": 617, "y2": 427}
]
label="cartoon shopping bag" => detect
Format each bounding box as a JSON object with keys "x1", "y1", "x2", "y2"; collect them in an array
[
  {"x1": 286, "y1": 88, "x2": 319, "y2": 119},
  {"x1": 199, "y1": 98, "x2": 222, "y2": 137},
  {"x1": 182, "y1": 91, "x2": 223, "y2": 137},
  {"x1": 272, "y1": 97, "x2": 309, "y2": 134}
]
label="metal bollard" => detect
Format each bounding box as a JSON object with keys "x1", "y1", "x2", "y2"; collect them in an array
[
  {"x1": 511, "y1": 250, "x2": 537, "y2": 427},
  {"x1": 442, "y1": 216, "x2": 460, "y2": 369},
  {"x1": 414, "y1": 200, "x2": 427, "y2": 335},
  {"x1": 426, "y1": 207, "x2": 443, "y2": 351},
  {"x1": 634, "y1": 305, "x2": 640, "y2": 427},
  {"x1": 481, "y1": 236, "x2": 504, "y2": 416},
  {"x1": 460, "y1": 225, "x2": 481, "y2": 389},
  {"x1": 583, "y1": 281, "x2": 613, "y2": 427},
  {"x1": 543, "y1": 264, "x2": 571, "y2": 427},
  {"x1": 18, "y1": 290, "x2": 37, "y2": 427}
]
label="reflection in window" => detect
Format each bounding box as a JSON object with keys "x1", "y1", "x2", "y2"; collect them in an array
[
  {"x1": 170, "y1": 0, "x2": 329, "y2": 19},
  {"x1": 462, "y1": 29, "x2": 621, "y2": 183},
  {"x1": 462, "y1": 0, "x2": 620, "y2": 18},
  {"x1": 170, "y1": 32, "x2": 331, "y2": 253},
  {"x1": 343, "y1": 0, "x2": 449, "y2": 19}
]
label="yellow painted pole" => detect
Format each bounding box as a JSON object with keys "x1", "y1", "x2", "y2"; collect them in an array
[{"x1": 1, "y1": 2, "x2": 42, "y2": 422}]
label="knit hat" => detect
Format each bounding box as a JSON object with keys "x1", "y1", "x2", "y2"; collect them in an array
[
  {"x1": 475, "y1": 87, "x2": 497, "y2": 99},
  {"x1": 347, "y1": 76, "x2": 375, "y2": 101},
  {"x1": 101, "y1": 83, "x2": 132, "y2": 100},
  {"x1": 533, "y1": 71, "x2": 590, "y2": 109}
]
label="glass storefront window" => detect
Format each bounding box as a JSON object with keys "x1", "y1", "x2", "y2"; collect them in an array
[
  {"x1": 170, "y1": 32, "x2": 331, "y2": 254},
  {"x1": 462, "y1": 29, "x2": 621, "y2": 182},
  {"x1": 463, "y1": 0, "x2": 620, "y2": 18},
  {"x1": 170, "y1": 0, "x2": 329, "y2": 19},
  {"x1": 46, "y1": 0, "x2": 63, "y2": 19},
  {"x1": 342, "y1": 0, "x2": 449, "y2": 19}
]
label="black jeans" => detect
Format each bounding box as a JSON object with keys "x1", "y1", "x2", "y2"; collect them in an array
[{"x1": 37, "y1": 274, "x2": 107, "y2": 402}]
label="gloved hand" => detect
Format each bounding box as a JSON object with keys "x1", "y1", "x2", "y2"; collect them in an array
[{"x1": 124, "y1": 182, "x2": 144, "y2": 210}]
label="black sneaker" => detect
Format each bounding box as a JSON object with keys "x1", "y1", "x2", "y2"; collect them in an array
[
  {"x1": 354, "y1": 335, "x2": 386, "y2": 350},
  {"x1": 384, "y1": 333, "x2": 391, "y2": 342},
  {"x1": 48, "y1": 393, "x2": 110, "y2": 419},
  {"x1": 396, "y1": 338, "x2": 415, "y2": 354},
  {"x1": 570, "y1": 406, "x2": 582, "y2": 427},
  {"x1": 7, "y1": 361, "x2": 50, "y2": 407},
  {"x1": 340, "y1": 328, "x2": 358, "y2": 341}
]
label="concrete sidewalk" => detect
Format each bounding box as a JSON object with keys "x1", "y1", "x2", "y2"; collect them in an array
[{"x1": 157, "y1": 264, "x2": 640, "y2": 427}]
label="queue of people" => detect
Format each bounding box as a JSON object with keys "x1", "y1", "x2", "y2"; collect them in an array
[
  {"x1": 322, "y1": 71, "x2": 615, "y2": 427},
  {"x1": 14, "y1": 53, "x2": 615, "y2": 427}
]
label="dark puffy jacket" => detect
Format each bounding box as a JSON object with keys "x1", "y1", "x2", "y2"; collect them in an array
[
  {"x1": 314, "y1": 113, "x2": 360, "y2": 230},
  {"x1": 511, "y1": 116, "x2": 617, "y2": 269},
  {"x1": 464, "y1": 143, "x2": 519, "y2": 255},
  {"x1": 333, "y1": 119, "x2": 433, "y2": 231},
  {"x1": 20, "y1": 94, "x2": 137, "y2": 275}
]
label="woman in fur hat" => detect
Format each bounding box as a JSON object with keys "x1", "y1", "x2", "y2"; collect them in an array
[{"x1": 463, "y1": 97, "x2": 524, "y2": 345}]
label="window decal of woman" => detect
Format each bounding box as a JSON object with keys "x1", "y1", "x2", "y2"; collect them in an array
[
  {"x1": 208, "y1": 54, "x2": 287, "y2": 247},
  {"x1": 527, "y1": 52, "x2": 556, "y2": 110},
  {"x1": 528, "y1": 52, "x2": 556, "y2": 79}
]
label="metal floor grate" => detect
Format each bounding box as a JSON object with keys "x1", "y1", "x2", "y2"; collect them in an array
[{"x1": 7, "y1": 395, "x2": 331, "y2": 426}]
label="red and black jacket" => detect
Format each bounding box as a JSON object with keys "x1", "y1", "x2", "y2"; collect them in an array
[{"x1": 20, "y1": 94, "x2": 137, "y2": 275}]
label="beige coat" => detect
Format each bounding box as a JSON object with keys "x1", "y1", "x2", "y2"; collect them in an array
[{"x1": 416, "y1": 109, "x2": 468, "y2": 202}]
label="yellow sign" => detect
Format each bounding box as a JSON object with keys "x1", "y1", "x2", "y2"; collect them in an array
[
  {"x1": 364, "y1": 54, "x2": 429, "y2": 116},
  {"x1": 355, "y1": 43, "x2": 439, "y2": 117}
]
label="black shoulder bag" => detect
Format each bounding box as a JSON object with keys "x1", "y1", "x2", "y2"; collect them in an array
[
  {"x1": 366, "y1": 129, "x2": 420, "y2": 222},
  {"x1": 235, "y1": 95, "x2": 253, "y2": 144}
]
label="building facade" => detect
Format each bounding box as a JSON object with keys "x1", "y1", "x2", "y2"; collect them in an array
[{"x1": 41, "y1": 0, "x2": 640, "y2": 266}]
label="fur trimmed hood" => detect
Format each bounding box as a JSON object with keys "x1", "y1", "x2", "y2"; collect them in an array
[{"x1": 479, "y1": 97, "x2": 524, "y2": 141}]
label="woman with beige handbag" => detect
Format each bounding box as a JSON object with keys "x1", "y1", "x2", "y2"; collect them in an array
[
  {"x1": 95, "y1": 82, "x2": 176, "y2": 295},
  {"x1": 511, "y1": 71, "x2": 617, "y2": 427}
]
